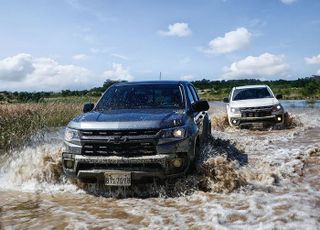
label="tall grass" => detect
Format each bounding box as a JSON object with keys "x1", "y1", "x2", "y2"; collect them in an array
[{"x1": 0, "y1": 103, "x2": 82, "y2": 151}]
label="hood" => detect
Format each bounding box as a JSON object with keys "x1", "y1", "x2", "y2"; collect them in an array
[
  {"x1": 230, "y1": 98, "x2": 279, "y2": 108},
  {"x1": 68, "y1": 109, "x2": 186, "y2": 130}
]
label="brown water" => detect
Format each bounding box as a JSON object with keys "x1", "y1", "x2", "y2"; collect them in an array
[{"x1": 1, "y1": 101, "x2": 320, "y2": 229}]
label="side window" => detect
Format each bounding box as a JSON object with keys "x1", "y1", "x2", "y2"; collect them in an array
[
  {"x1": 189, "y1": 85, "x2": 199, "y2": 101},
  {"x1": 185, "y1": 85, "x2": 195, "y2": 104}
]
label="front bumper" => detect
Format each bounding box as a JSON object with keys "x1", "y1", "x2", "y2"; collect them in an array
[
  {"x1": 229, "y1": 113, "x2": 285, "y2": 127},
  {"x1": 62, "y1": 136, "x2": 195, "y2": 184},
  {"x1": 62, "y1": 153, "x2": 189, "y2": 183}
]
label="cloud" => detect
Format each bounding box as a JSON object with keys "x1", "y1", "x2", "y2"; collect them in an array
[
  {"x1": 305, "y1": 54, "x2": 320, "y2": 65},
  {"x1": 159, "y1": 23, "x2": 192, "y2": 37},
  {"x1": 32, "y1": 58, "x2": 93, "y2": 87},
  {"x1": 180, "y1": 75, "x2": 194, "y2": 81},
  {"x1": 223, "y1": 53, "x2": 289, "y2": 79},
  {"x1": 248, "y1": 18, "x2": 267, "y2": 28},
  {"x1": 205, "y1": 27, "x2": 252, "y2": 54},
  {"x1": 317, "y1": 69, "x2": 320, "y2": 75},
  {"x1": 72, "y1": 54, "x2": 88, "y2": 60},
  {"x1": 111, "y1": 53, "x2": 129, "y2": 61},
  {"x1": 103, "y1": 63, "x2": 133, "y2": 81},
  {"x1": 280, "y1": 0, "x2": 297, "y2": 5},
  {"x1": 0, "y1": 53, "x2": 34, "y2": 81},
  {"x1": 0, "y1": 53, "x2": 95, "y2": 91}
]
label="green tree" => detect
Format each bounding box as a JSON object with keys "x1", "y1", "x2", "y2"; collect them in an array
[{"x1": 302, "y1": 81, "x2": 319, "y2": 97}]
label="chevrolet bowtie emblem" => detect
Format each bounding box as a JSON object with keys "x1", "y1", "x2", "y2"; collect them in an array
[{"x1": 109, "y1": 137, "x2": 128, "y2": 144}]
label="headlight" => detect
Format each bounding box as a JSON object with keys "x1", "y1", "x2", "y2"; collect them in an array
[
  {"x1": 272, "y1": 104, "x2": 283, "y2": 112},
  {"x1": 173, "y1": 128, "x2": 185, "y2": 138},
  {"x1": 230, "y1": 107, "x2": 240, "y2": 114},
  {"x1": 161, "y1": 127, "x2": 186, "y2": 138},
  {"x1": 64, "y1": 127, "x2": 80, "y2": 142}
]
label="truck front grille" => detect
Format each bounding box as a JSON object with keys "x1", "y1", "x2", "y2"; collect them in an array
[
  {"x1": 80, "y1": 129, "x2": 160, "y2": 137},
  {"x1": 240, "y1": 106, "x2": 273, "y2": 118},
  {"x1": 82, "y1": 141, "x2": 156, "y2": 156},
  {"x1": 79, "y1": 129, "x2": 159, "y2": 157}
]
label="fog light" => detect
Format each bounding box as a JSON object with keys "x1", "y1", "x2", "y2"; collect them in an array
[
  {"x1": 172, "y1": 158, "x2": 183, "y2": 168},
  {"x1": 232, "y1": 120, "x2": 237, "y2": 124},
  {"x1": 64, "y1": 160, "x2": 74, "y2": 169},
  {"x1": 277, "y1": 117, "x2": 282, "y2": 121}
]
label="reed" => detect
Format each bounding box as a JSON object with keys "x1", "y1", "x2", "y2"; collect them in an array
[{"x1": 0, "y1": 103, "x2": 81, "y2": 151}]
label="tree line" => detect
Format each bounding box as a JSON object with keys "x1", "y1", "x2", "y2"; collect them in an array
[
  {"x1": 1, "y1": 76, "x2": 319, "y2": 103},
  {"x1": 192, "y1": 75, "x2": 320, "y2": 99}
]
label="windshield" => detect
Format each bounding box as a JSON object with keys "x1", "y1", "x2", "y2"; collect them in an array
[
  {"x1": 232, "y1": 87, "x2": 273, "y2": 101},
  {"x1": 95, "y1": 84, "x2": 184, "y2": 110}
]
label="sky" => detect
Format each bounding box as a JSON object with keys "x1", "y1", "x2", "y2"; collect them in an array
[{"x1": 0, "y1": 0, "x2": 320, "y2": 91}]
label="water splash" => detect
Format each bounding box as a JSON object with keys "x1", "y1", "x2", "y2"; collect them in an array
[
  {"x1": 1, "y1": 104, "x2": 320, "y2": 228},
  {"x1": 0, "y1": 106, "x2": 318, "y2": 198},
  {"x1": 199, "y1": 155, "x2": 246, "y2": 193},
  {"x1": 0, "y1": 129, "x2": 249, "y2": 197},
  {"x1": 211, "y1": 112, "x2": 303, "y2": 131},
  {"x1": 0, "y1": 129, "x2": 80, "y2": 193}
]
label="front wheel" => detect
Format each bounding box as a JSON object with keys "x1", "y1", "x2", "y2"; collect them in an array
[
  {"x1": 188, "y1": 140, "x2": 200, "y2": 173},
  {"x1": 202, "y1": 117, "x2": 212, "y2": 144}
]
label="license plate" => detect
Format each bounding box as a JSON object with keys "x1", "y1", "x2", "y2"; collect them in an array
[{"x1": 104, "y1": 171, "x2": 131, "y2": 186}]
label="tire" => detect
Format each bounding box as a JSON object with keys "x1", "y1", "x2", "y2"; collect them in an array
[
  {"x1": 188, "y1": 139, "x2": 200, "y2": 173},
  {"x1": 202, "y1": 117, "x2": 211, "y2": 144}
]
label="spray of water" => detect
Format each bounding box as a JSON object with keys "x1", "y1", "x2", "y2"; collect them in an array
[
  {"x1": 211, "y1": 112, "x2": 302, "y2": 131},
  {"x1": 0, "y1": 130, "x2": 249, "y2": 197},
  {"x1": 0, "y1": 129, "x2": 80, "y2": 193},
  {"x1": 0, "y1": 108, "x2": 318, "y2": 198}
]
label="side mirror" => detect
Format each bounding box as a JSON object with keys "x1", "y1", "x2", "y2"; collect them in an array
[
  {"x1": 223, "y1": 97, "x2": 229, "y2": 103},
  {"x1": 276, "y1": 94, "x2": 283, "y2": 99},
  {"x1": 191, "y1": 100, "x2": 210, "y2": 112},
  {"x1": 83, "y1": 103, "x2": 94, "y2": 113}
]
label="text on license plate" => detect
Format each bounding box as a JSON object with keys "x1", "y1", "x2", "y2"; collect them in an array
[{"x1": 104, "y1": 171, "x2": 131, "y2": 186}]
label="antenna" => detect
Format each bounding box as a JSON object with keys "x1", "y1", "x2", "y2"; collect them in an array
[{"x1": 159, "y1": 72, "x2": 162, "y2": 80}]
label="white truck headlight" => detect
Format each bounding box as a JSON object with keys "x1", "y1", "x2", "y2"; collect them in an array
[
  {"x1": 64, "y1": 127, "x2": 80, "y2": 142},
  {"x1": 272, "y1": 104, "x2": 283, "y2": 112},
  {"x1": 230, "y1": 107, "x2": 240, "y2": 114}
]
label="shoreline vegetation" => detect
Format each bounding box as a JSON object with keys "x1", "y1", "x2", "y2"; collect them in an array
[
  {"x1": 0, "y1": 103, "x2": 81, "y2": 153},
  {"x1": 0, "y1": 76, "x2": 319, "y2": 152},
  {"x1": 194, "y1": 76, "x2": 320, "y2": 101},
  {"x1": 1, "y1": 76, "x2": 320, "y2": 103}
]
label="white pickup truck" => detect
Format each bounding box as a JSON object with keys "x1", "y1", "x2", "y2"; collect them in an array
[{"x1": 223, "y1": 85, "x2": 285, "y2": 128}]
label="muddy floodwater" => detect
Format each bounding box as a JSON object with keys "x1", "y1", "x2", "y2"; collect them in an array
[{"x1": 0, "y1": 100, "x2": 319, "y2": 229}]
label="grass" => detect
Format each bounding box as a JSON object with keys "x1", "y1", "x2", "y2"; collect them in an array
[
  {"x1": 43, "y1": 95, "x2": 99, "y2": 104},
  {"x1": 0, "y1": 102, "x2": 82, "y2": 152}
]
